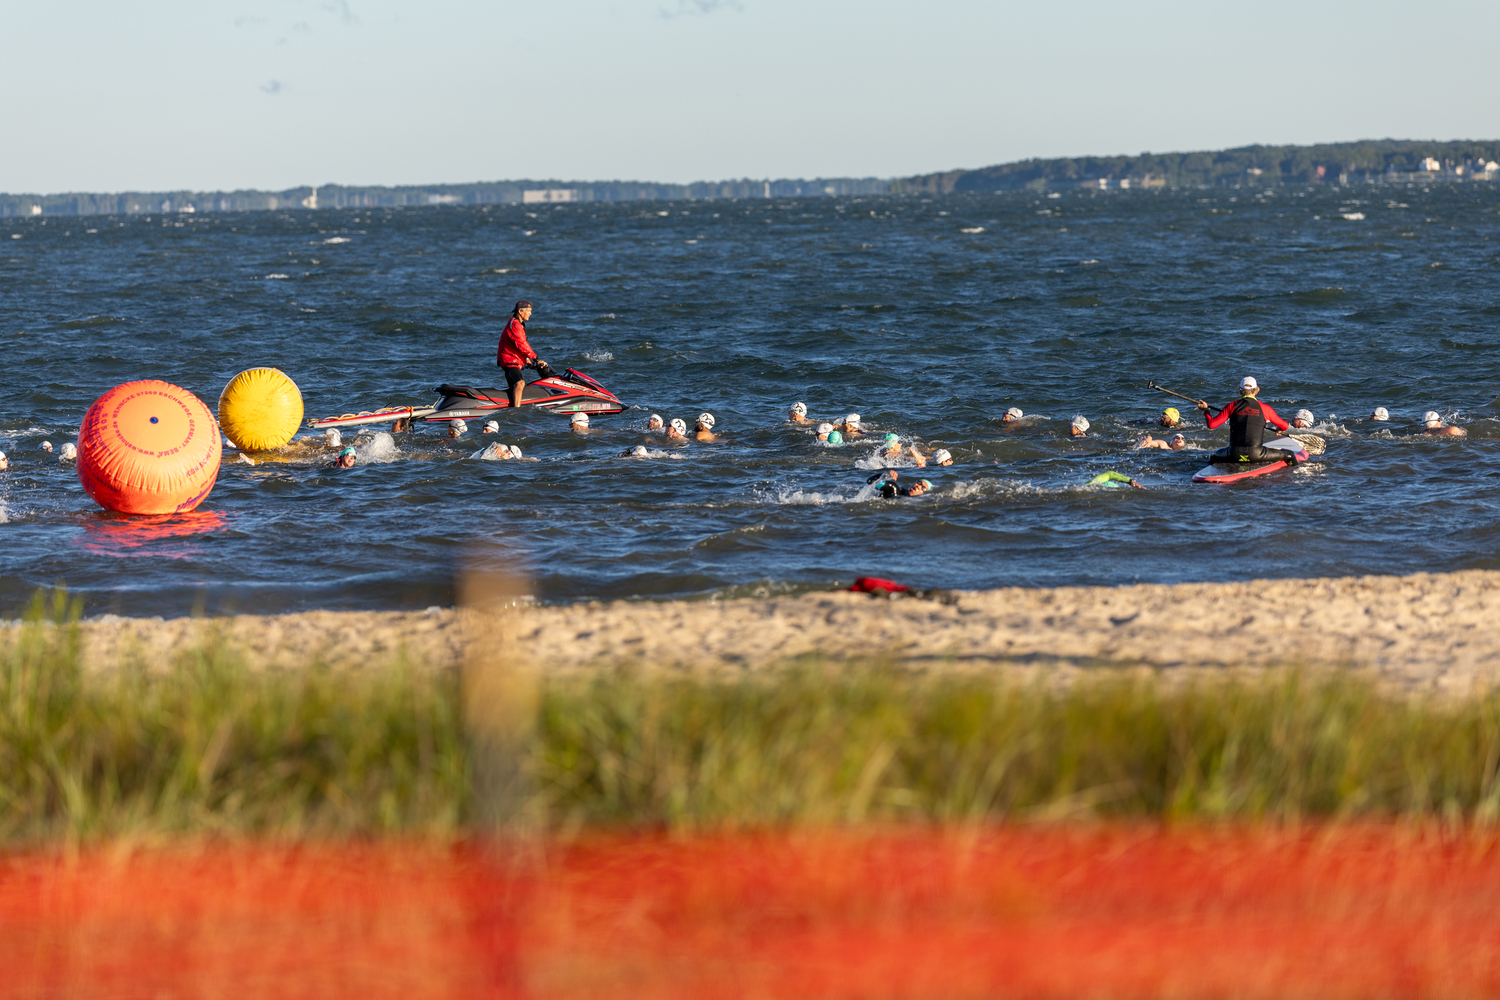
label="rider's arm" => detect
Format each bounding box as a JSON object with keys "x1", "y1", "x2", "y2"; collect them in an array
[
  {"x1": 1204, "y1": 404, "x2": 1231, "y2": 429},
  {"x1": 1259, "y1": 402, "x2": 1290, "y2": 432}
]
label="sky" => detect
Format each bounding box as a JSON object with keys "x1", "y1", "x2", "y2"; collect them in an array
[{"x1": 5, "y1": 0, "x2": 1500, "y2": 193}]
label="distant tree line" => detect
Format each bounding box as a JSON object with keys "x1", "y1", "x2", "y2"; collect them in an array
[
  {"x1": 895, "y1": 140, "x2": 1500, "y2": 193},
  {"x1": 5, "y1": 140, "x2": 1498, "y2": 217}
]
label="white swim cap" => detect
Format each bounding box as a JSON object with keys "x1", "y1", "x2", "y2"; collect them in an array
[
  {"x1": 697, "y1": 412, "x2": 715, "y2": 429},
  {"x1": 816, "y1": 422, "x2": 834, "y2": 436},
  {"x1": 1295, "y1": 409, "x2": 1314, "y2": 425},
  {"x1": 496, "y1": 443, "x2": 513, "y2": 458},
  {"x1": 790, "y1": 402, "x2": 807, "y2": 417},
  {"x1": 631, "y1": 445, "x2": 650, "y2": 456},
  {"x1": 40, "y1": 441, "x2": 53, "y2": 452},
  {"x1": 1169, "y1": 433, "x2": 1185, "y2": 442},
  {"x1": 933, "y1": 449, "x2": 952, "y2": 464},
  {"x1": 648, "y1": 413, "x2": 663, "y2": 426},
  {"x1": 483, "y1": 420, "x2": 499, "y2": 434},
  {"x1": 1005, "y1": 407, "x2": 1023, "y2": 420},
  {"x1": 1071, "y1": 415, "x2": 1090, "y2": 432},
  {"x1": 570, "y1": 412, "x2": 589, "y2": 426},
  {"x1": 670, "y1": 418, "x2": 687, "y2": 435},
  {"x1": 845, "y1": 413, "x2": 860, "y2": 426},
  {"x1": 61, "y1": 442, "x2": 77, "y2": 460},
  {"x1": 508, "y1": 445, "x2": 522, "y2": 459},
  {"x1": 324, "y1": 429, "x2": 342, "y2": 447},
  {"x1": 449, "y1": 419, "x2": 467, "y2": 435},
  {"x1": 1240, "y1": 376, "x2": 1259, "y2": 392},
  {"x1": 1424, "y1": 410, "x2": 1441, "y2": 426},
  {"x1": 0, "y1": 450, "x2": 6, "y2": 461},
  {"x1": 1371, "y1": 407, "x2": 1389, "y2": 420}
]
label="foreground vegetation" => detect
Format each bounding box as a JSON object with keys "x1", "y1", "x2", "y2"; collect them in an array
[{"x1": 5, "y1": 593, "x2": 1500, "y2": 843}]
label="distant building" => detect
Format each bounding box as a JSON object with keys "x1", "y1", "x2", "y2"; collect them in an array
[
  {"x1": 1420, "y1": 157, "x2": 1441, "y2": 172},
  {"x1": 523, "y1": 189, "x2": 577, "y2": 203},
  {"x1": 30, "y1": 205, "x2": 41, "y2": 215},
  {"x1": 301, "y1": 188, "x2": 318, "y2": 210}
]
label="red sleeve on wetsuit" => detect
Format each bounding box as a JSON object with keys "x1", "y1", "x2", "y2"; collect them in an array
[
  {"x1": 1204, "y1": 403, "x2": 1231, "y2": 429},
  {"x1": 1259, "y1": 402, "x2": 1290, "y2": 432}
]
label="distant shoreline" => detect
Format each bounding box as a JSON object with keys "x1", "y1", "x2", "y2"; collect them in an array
[
  {"x1": 5, "y1": 138, "x2": 1497, "y2": 218},
  {"x1": 58, "y1": 569, "x2": 1500, "y2": 692}
]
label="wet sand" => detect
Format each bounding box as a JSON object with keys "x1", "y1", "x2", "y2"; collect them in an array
[{"x1": 45, "y1": 569, "x2": 1500, "y2": 693}]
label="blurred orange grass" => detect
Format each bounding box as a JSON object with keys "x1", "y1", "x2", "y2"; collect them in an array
[{"x1": 5, "y1": 824, "x2": 1500, "y2": 999}]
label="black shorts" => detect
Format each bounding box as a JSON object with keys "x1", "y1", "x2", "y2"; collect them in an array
[{"x1": 501, "y1": 365, "x2": 526, "y2": 388}]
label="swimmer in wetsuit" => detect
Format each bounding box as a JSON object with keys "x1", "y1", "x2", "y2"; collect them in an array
[
  {"x1": 868, "y1": 469, "x2": 931, "y2": 497},
  {"x1": 1195, "y1": 376, "x2": 1298, "y2": 465},
  {"x1": 1088, "y1": 470, "x2": 1146, "y2": 490}
]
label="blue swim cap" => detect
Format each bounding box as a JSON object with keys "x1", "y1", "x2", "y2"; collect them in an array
[{"x1": 827, "y1": 430, "x2": 844, "y2": 445}]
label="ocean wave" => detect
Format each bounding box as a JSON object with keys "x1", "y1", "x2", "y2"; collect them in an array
[
  {"x1": 265, "y1": 273, "x2": 290, "y2": 280},
  {"x1": 582, "y1": 351, "x2": 614, "y2": 362},
  {"x1": 322, "y1": 236, "x2": 351, "y2": 244}
]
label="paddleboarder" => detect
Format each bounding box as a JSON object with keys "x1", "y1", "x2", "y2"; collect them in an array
[{"x1": 1195, "y1": 377, "x2": 1298, "y2": 465}]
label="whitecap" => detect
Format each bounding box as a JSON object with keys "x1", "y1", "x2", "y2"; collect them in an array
[
  {"x1": 265, "y1": 273, "x2": 290, "y2": 280},
  {"x1": 582, "y1": 350, "x2": 614, "y2": 362},
  {"x1": 358, "y1": 431, "x2": 400, "y2": 463},
  {"x1": 960, "y1": 227, "x2": 984, "y2": 234},
  {"x1": 322, "y1": 236, "x2": 351, "y2": 244},
  {"x1": 1341, "y1": 212, "x2": 1366, "y2": 221}
]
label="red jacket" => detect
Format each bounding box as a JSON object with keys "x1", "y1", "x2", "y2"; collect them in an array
[
  {"x1": 496, "y1": 317, "x2": 536, "y2": 368},
  {"x1": 1205, "y1": 397, "x2": 1289, "y2": 431}
]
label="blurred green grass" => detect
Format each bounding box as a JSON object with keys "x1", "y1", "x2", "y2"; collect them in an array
[{"x1": 6, "y1": 591, "x2": 1500, "y2": 843}]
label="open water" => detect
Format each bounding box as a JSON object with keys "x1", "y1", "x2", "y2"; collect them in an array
[{"x1": 2, "y1": 184, "x2": 1499, "y2": 616}]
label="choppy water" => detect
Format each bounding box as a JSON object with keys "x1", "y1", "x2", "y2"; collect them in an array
[{"x1": 3, "y1": 184, "x2": 1499, "y2": 616}]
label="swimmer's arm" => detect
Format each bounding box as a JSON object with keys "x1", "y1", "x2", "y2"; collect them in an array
[{"x1": 1087, "y1": 471, "x2": 1133, "y2": 486}]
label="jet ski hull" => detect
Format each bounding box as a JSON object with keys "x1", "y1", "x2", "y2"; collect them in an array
[{"x1": 427, "y1": 368, "x2": 625, "y2": 421}]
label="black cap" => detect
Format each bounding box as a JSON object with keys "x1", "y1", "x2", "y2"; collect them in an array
[{"x1": 515, "y1": 300, "x2": 533, "y2": 311}]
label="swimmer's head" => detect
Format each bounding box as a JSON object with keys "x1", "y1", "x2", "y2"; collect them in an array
[
  {"x1": 40, "y1": 441, "x2": 53, "y2": 453},
  {"x1": 1424, "y1": 410, "x2": 1442, "y2": 428},
  {"x1": 1162, "y1": 407, "x2": 1180, "y2": 426},
  {"x1": 1371, "y1": 406, "x2": 1390, "y2": 421},
  {"x1": 508, "y1": 445, "x2": 523, "y2": 459},
  {"x1": 909, "y1": 479, "x2": 931, "y2": 496},
  {"x1": 1169, "y1": 434, "x2": 1186, "y2": 449},
  {"x1": 483, "y1": 420, "x2": 499, "y2": 434},
  {"x1": 932, "y1": 448, "x2": 952, "y2": 466},
  {"x1": 570, "y1": 412, "x2": 590, "y2": 428},
  {"x1": 816, "y1": 422, "x2": 834, "y2": 437},
  {"x1": 697, "y1": 412, "x2": 715, "y2": 431},
  {"x1": 789, "y1": 402, "x2": 807, "y2": 419},
  {"x1": 1294, "y1": 409, "x2": 1315, "y2": 427},
  {"x1": 449, "y1": 420, "x2": 467, "y2": 438},
  {"x1": 0, "y1": 450, "x2": 7, "y2": 470},
  {"x1": 630, "y1": 445, "x2": 650, "y2": 457},
  {"x1": 827, "y1": 429, "x2": 844, "y2": 445},
  {"x1": 337, "y1": 446, "x2": 357, "y2": 467},
  {"x1": 1002, "y1": 407, "x2": 1023, "y2": 423},
  {"x1": 669, "y1": 418, "x2": 687, "y2": 436},
  {"x1": 648, "y1": 413, "x2": 664, "y2": 430},
  {"x1": 844, "y1": 413, "x2": 860, "y2": 430},
  {"x1": 883, "y1": 432, "x2": 900, "y2": 448},
  {"x1": 1070, "y1": 415, "x2": 1090, "y2": 437},
  {"x1": 60, "y1": 442, "x2": 77, "y2": 461},
  {"x1": 324, "y1": 429, "x2": 342, "y2": 448},
  {"x1": 1240, "y1": 376, "x2": 1259, "y2": 395}
]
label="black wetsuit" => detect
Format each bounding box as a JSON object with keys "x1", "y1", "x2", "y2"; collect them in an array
[{"x1": 1205, "y1": 397, "x2": 1298, "y2": 465}]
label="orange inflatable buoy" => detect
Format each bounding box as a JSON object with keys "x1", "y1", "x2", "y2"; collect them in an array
[{"x1": 77, "y1": 380, "x2": 222, "y2": 514}]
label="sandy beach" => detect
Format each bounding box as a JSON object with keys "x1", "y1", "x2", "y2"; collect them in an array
[{"x1": 48, "y1": 569, "x2": 1500, "y2": 693}]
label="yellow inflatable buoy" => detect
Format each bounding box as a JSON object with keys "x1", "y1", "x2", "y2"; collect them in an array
[
  {"x1": 77, "y1": 380, "x2": 222, "y2": 514},
  {"x1": 217, "y1": 367, "x2": 303, "y2": 451}
]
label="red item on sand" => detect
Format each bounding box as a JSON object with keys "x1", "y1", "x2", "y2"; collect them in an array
[{"x1": 849, "y1": 576, "x2": 911, "y2": 594}]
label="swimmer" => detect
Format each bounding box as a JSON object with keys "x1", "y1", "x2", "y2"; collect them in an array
[
  {"x1": 815, "y1": 422, "x2": 835, "y2": 442},
  {"x1": 40, "y1": 441, "x2": 53, "y2": 454},
  {"x1": 1070, "y1": 416, "x2": 1090, "y2": 438},
  {"x1": 1422, "y1": 411, "x2": 1467, "y2": 437},
  {"x1": 931, "y1": 449, "x2": 953, "y2": 466},
  {"x1": 826, "y1": 429, "x2": 844, "y2": 445},
  {"x1": 60, "y1": 442, "x2": 77, "y2": 462},
  {"x1": 647, "y1": 414, "x2": 665, "y2": 431},
  {"x1": 570, "y1": 412, "x2": 590, "y2": 434},
  {"x1": 483, "y1": 420, "x2": 500, "y2": 435},
  {"x1": 837, "y1": 413, "x2": 865, "y2": 438},
  {"x1": 390, "y1": 417, "x2": 411, "y2": 433},
  {"x1": 1160, "y1": 407, "x2": 1181, "y2": 428},
  {"x1": 788, "y1": 402, "x2": 810, "y2": 424},
  {"x1": 1292, "y1": 409, "x2": 1316, "y2": 429},
  {"x1": 448, "y1": 419, "x2": 468, "y2": 439},
  {"x1": 666, "y1": 418, "x2": 688, "y2": 442},
  {"x1": 328, "y1": 446, "x2": 357, "y2": 469},
  {"x1": 1371, "y1": 406, "x2": 1390, "y2": 421},
  {"x1": 1137, "y1": 433, "x2": 1187, "y2": 451},
  {"x1": 1088, "y1": 470, "x2": 1146, "y2": 490},
  {"x1": 621, "y1": 444, "x2": 651, "y2": 458},
  {"x1": 509, "y1": 445, "x2": 524, "y2": 459},
  {"x1": 1000, "y1": 407, "x2": 1023, "y2": 425},
  {"x1": 695, "y1": 412, "x2": 717, "y2": 442},
  {"x1": 880, "y1": 475, "x2": 931, "y2": 498},
  {"x1": 324, "y1": 429, "x2": 342, "y2": 448},
  {"x1": 882, "y1": 432, "x2": 928, "y2": 467},
  {"x1": 0, "y1": 450, "x2": 8, "y2": 471}
]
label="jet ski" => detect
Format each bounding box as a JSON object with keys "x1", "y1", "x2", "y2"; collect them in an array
[
  {"x1": 1191, "y1": 437, "x2": 1310, "y2": 483},
  {"x1": 427, "y1": 368, "x2": 625, "y2": 422},
  {"x1": 308, "y1": 368, "x2": 625, "y2": 430}
]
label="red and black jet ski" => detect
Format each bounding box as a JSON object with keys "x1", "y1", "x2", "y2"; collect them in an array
[{"x1": 427, "y1": 368, "x2": 625, "y2": 422}]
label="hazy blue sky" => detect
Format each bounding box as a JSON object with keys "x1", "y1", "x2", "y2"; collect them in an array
[{"x1": 6, "y1": 0, "x2": 1498, "y2": 193}]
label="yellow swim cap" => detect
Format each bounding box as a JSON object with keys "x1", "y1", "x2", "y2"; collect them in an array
[{"x1": 1163, "y1": 407, "x2": 1180, "y2": 422}]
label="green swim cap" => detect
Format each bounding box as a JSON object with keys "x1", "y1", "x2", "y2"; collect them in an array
[
  {"x1": 827, "y1": 430, "x2": 844, "y2": 445},
  {"x1": 884, "y1": 432, "x2": 900, "y2": 445},
  {"x1": 341, "y1": 446, "x2": 356, "y2": 457},
  {"x1": 920, "y1": 480, "x2": 932, "y2": 489}
]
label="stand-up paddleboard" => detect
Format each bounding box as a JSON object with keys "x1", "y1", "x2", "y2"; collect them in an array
[
  {"x1": 1191, "y1": 437, "x2": 1309, "y2": 483},
  {"x1": 308, "y1": 405, "x2": 436, "y2": 430}
]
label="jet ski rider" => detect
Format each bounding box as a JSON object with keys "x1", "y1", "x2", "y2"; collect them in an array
[
  {"x1": 1194, "y1": 376, "x2": 1297, "y2": 465},
  {"x1": 496, "y1": 300, "x2": 553, "y2": 408}
]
